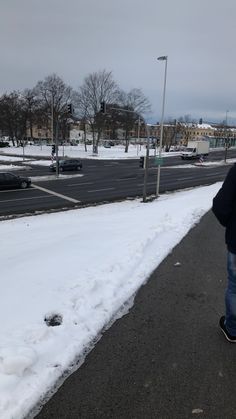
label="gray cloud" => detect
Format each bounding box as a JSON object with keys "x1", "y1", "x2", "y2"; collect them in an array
[{"x1": 1, "y1": 0, "x2": 236, "y2": 123}]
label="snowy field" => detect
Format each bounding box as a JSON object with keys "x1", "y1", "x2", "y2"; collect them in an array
[
  {"x1": 0, "y1": 182, "x2": 222, "y2": 419},
  {"x1": 0, "y1": 154, "x2": 32, "y2": 162},
  {"x1": 0, "y1": 144, "x2": 181, "y2": 160},
  {"x1": 0, "y1": 144, "x2": 235, "y2": 172},
  {"x1": 0, "y1": 165, "x2": 29, "y2": 171}
]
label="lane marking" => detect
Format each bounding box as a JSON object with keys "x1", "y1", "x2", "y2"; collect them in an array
[
  {"x1": 0, "y1": 188, "x2": 34, "y2": 194},
  {"x1": 32, "y1": 184, "x2": 80, "y2": 203},
  {"x1": 104, "y1": 163, "x2": 119, "y2": 166},
  {"x1": 88, "y1": 187, "x2": 115, "y2": 193},
  {"x1": 138, "y1": 182, "x2": 156, "y2": 186},
  {"x1": 176, "y1": 176, "x2": 195, "y2": 181},
  {"x1": 115, "y1": 177, "x2": 137, "y2": 181},
  {"x1": 66, "y1": 181, "x2": 94, "y2": 186},
  {"x1": 0, "y1": 195, "x2": 53, "y2": 203}
]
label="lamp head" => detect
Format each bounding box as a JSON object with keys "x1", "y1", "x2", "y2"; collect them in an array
[{"x1": 157, "y1": 56, "x2": 167, "y2": 61}]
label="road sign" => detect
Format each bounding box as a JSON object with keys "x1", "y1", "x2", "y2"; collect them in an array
[{"x1": 155, "y1": 157, "x2": 164, "y2": 166}]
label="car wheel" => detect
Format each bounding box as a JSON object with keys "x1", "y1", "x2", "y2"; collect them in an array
[
  {"x1": 21, "y1": 181, "x2": 28, "y2": 189},
  {"x1": 59, "y1": 166, "x2": 64, "y2": 172},
  {"x1": 77, "y1": 166, "x2": 81, "y2": 171}
]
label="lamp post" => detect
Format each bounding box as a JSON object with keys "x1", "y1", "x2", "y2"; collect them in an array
[
  {"x1": 224, "y1": 110, "x2": 230, "y2": 163},
  {"x1": 156, "y1": 55, "x2": 168, "y2": 197},
  {"x1": 225, "y1": 110, "x2": 229, "y2": 126},
  {"x1": 137, "y1": 115, "x2": 140, "y2": 156}
]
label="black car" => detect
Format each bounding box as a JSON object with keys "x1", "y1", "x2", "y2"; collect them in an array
[
  {"x1": 49, "y1": 159, "x2": 83, "y2": 172},
  {"x1": 0, "y1": 141, "x2": 10, "y2": 148},
  {"x1": 0, "y1": 172, "x2": 31, "y2": 190}
]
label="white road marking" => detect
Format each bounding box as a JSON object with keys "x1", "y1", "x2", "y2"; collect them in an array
[
  {"x1": 104, "y1": 163, "x2": 119, "y2": 166},
  {"x1": 115, "y1": 177, "x2": 137, "y2": 181},
  {"x1": 138, "y1": 182, "x2": 156, "y2": 186},
  {"x1": 32, "y1": 184, "x2": 80, "y2": 203},
  {"x1": 0, "y1": 188, "x2": 34, "y2": 193},
  {"x1": 0, "y1": 195, "x2": 53, "y2": 203},
  {"x1": 66, "y1": 181, "x2": 94, "y2": 186},
  {"x1": 176, "y1": 177, "x2": 195, "y2": 181},
  {"x1": 88, "y1": 187, "x2": 115, "y2": 193}
]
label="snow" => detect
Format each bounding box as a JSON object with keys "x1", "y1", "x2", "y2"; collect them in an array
[
  {"x1": 24, "y1": 160, "x2": 52, "y2": 167},
  {"x1": 0, "y1": 165, "x2": 29, "y2": 171},
  {"x1": 195, "y1": 123, "x2": 215, "y2": 129},
  {"x1": 0, "y1": 144, "x2": 182, "y2": 160},
  {"x1": 0, "y1": 155, "x2": 32, "y2": 162},
  {"x1": 31, "y1": 174, "x2": 84, "y2": 182},
  {"x1": 0, "y1": 154, "x2": 33, "y2": 170},
  {"x1": 0, "y1": 182, "x2": 222, "y2": 419},
  {"x1": 166, "y1": 158, "x2": 236, "y2": 169}
]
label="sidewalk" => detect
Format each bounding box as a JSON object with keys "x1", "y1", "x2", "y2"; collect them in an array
[{"x1": 34, "y1": 211, "x2": 235, "y2": 419}]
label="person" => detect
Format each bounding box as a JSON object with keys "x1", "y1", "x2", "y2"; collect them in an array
[{"x1": 212, "y1": 163, "x2": 236, "y2": 342}]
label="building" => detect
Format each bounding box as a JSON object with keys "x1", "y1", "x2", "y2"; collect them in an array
[{"x1": 182, "y1": 123, "x2": 216, "y2": 142}]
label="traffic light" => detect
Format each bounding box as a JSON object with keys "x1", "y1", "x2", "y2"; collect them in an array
[
  {"x1": 67, "y1": 104, "x2": 73, "y2": 114},
  {"x1": 52, "y1": 144, "x2": 56, "y2": 154},
  {"x1": 139, "y1": 156, "x2": 145, "y2": 168},
  {"x1": 100, "y1": 101, "x2": 106, "y2": 114}
]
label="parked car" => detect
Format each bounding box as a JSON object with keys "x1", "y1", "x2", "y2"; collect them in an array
[
  {"x1": 49, "y1": 159, "x2": 83, "y2": 172},
  {"x1": 0, "y1": 172, "x2": 31, "y2": 190},
  {"x1": 103, "y1": 143, "x2": 111, "y2": 148},
  {"x1": 0, "y1": 141, "x2": 10, "y2": 148}
]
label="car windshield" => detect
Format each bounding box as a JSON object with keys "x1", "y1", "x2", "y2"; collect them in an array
[{"x1": 6, "y1": 173, "x2": 17, "y2": 178}]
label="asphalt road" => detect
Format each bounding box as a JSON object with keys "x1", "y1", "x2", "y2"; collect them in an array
[
  {"x1": 31, "y1": 211, "x2": 236, "y2": 419},
  {"x1": 0, "y1": 148, "x2": 234, "y2": 217}
]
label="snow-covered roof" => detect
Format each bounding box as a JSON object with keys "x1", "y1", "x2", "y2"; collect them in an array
[{"x1": 185, "y1": 123, "x2": 215, "y2": 130}]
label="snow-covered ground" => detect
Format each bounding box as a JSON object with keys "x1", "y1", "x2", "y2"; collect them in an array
[
  {"x1": 0, "y1": 144, "x2": 181, "y2": 160},
  {"x1": 0, "y1": 165, "x2": 29, "y2": 171},
  {"x1": 1, "y1": 145, "x2": 235, "y2": 171},
  {"x1": 0, "y1": 154, "x2": 32, "y2": 162},
  {"x1": 0, "y1": 182, "x2": 221, "y2": 419}
]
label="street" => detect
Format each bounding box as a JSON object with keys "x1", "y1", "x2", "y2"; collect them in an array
[{"x1": 0, "y1": 149, "x2": 234, "y2": 217}]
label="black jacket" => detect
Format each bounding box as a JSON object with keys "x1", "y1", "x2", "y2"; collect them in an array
[{"x1": 212, "y1": 163, "x2": 236, "y2": 254}]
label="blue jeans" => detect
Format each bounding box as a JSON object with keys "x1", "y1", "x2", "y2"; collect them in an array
[{"x1": 225, "y1": 251, "x2": 236, "y2": 336}]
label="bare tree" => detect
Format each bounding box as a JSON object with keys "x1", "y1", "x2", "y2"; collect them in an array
[
  {"x1": 178, "y1": 114, "x2": 192, "y2": 124},
  {"x1": 0, "y1": 91, "x2": 27, "y2": 146},
  {"x1": 118, "y1": 88, "x2": 151, "y2": 152},
  {"x1": 76, "y1": 70, "x2": 119, "y2": 154},
  {"x1": 34, "y1": 74, "x2": 74, "y2": 143},
  {"x1": 22, "y1": 88, "x2": 39, "y2": 140},
  {"x1": 162, "y1": 120, "x2": 182, "y2": 151}
]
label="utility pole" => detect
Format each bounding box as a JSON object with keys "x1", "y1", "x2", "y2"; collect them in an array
[
  {"x1": 224, "y1": 110, "x2": 229, "y2": 163},
  {"x1": 156, "y1": 55, "x2": 168, "y2": 197},
  {"x1": 51, "y1": 94, "x2": 59, "y2": 178},
  {"x1": 137, "y1": 115, "x2": 140, "y2": 156},
  {"x1": 143, "y1": 125, "x2": 150, "y2": 203}
]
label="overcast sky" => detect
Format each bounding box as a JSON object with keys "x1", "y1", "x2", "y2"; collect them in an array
[{"x1": 1, "y1": 0, "x2": 236, "y2": 124}]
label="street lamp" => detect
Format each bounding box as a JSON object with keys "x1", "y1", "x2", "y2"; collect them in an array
[
  {"x1": 156, "y1": 55, "x2": 168, "y2": 197},
  {"x1": 224, "y1": 110, "x2": 230, "y2": 163},
  {"x1": 225, "y1": 110, "x2": 229, "y2": 126}
]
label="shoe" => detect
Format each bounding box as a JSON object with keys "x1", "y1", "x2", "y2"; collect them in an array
[{"x1": 219, "y1": 316, "x2": 236, "y2": 343}]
